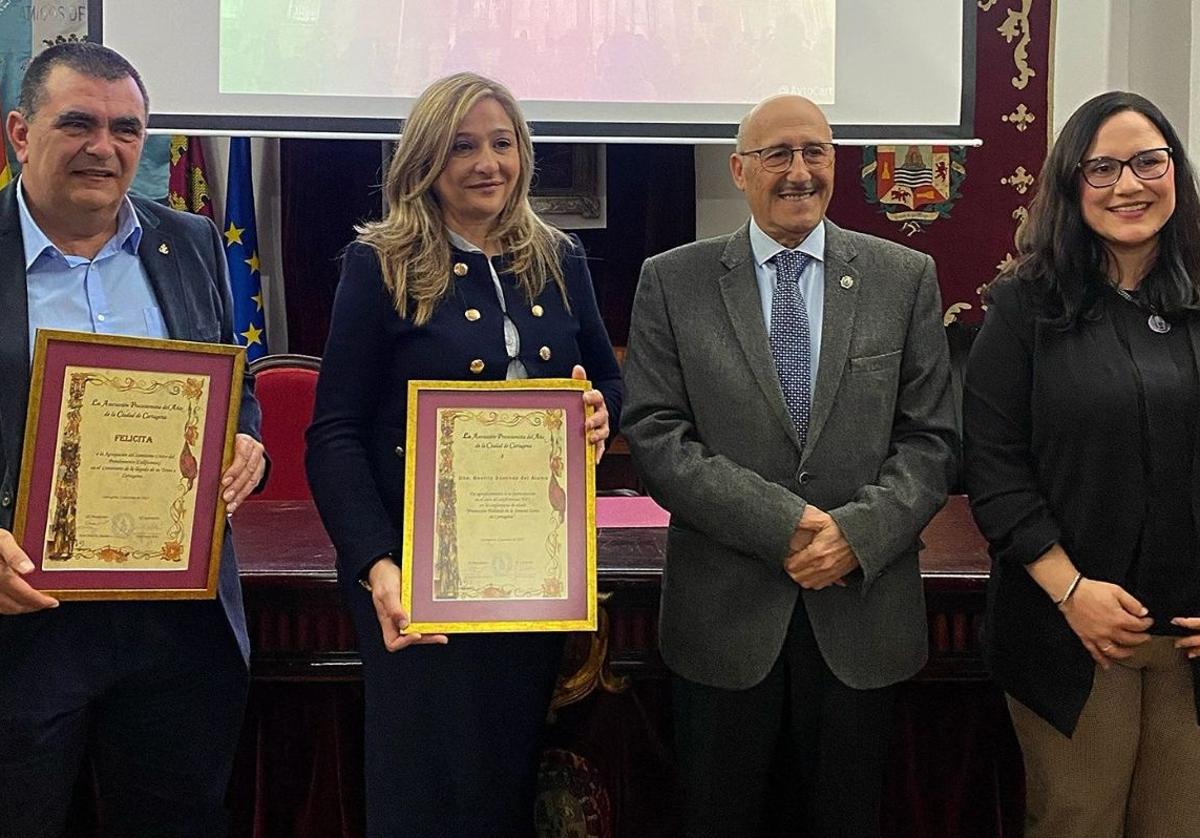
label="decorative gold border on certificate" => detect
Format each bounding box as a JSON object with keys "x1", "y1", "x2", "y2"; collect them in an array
[
  {"x1": 401, "y1": 378, "x2": 597, "y2": 633},
  {"x1": 13, "y1": 329, "x2": 245, "y2": 600}
]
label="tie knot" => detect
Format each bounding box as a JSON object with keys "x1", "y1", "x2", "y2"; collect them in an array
[{"x1": 772, "y1": 250, "x2": 810, "y2": 283}]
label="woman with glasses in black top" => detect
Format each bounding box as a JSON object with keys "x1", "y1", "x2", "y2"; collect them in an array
[{"x1": 965, "y1": 91, "x2": 1200, "y2": 837}]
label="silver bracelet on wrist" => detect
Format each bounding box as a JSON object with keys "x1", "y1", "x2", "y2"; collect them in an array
[{"x1": 1056, "y1": 571, "x2": 1083, "y2": 606}]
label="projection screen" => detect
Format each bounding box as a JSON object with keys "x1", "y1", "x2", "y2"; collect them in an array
[{"x1": 91, "y1": 0, "x2": 976, "y2": 143}]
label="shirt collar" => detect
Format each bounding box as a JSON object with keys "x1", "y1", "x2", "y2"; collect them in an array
[
  {"x1": 446, "y1": 228, "x2": 483, "y2": 255},
  {"x1": 16, "y1": 175, "x2": 143, "y2": 270},
  {"x1": 748, "y1": 216, "x2": 825, "y2": 269}
]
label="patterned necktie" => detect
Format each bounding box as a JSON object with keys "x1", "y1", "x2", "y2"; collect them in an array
[{"x1": 769, "y1": 250, "x2": 813, "y2": 446}]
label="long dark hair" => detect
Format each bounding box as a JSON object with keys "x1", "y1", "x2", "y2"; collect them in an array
[{"x1": 999, "y1": 91, "x2": 1200, "y2": 328}]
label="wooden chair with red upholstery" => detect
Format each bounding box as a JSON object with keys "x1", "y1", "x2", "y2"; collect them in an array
[{"x1": 246, "y1": 353, "x2": 321, "y2": 502}]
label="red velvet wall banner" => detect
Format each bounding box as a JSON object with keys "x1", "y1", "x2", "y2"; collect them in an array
[{"x1": 826, "y1": 0, "x2": 1053, "y2": 326}]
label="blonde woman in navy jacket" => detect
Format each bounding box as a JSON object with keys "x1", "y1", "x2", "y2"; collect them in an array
[{"x1": 305, "y1": 73, "x2": 621, "y2": 838}]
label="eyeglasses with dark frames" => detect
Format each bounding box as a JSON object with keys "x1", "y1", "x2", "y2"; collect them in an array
[
  {"x1": 1077, "y1": 147, "x2": 1173, "y2": 188},
  {"x1": 737, "y1": 143, "x2": 835, "y2": 173}
]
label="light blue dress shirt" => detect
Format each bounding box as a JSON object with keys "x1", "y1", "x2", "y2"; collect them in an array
[
  {"x1": 748, "y1": 216, "x2": 825, "y2": 382},
  {"x1": 19, "y1": 177, "x2": 167, "y2": 359}
]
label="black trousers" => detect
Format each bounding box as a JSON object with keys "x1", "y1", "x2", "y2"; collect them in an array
[
  {"x1": 672, "y1": 597, "x2": 897, "y2": 838},
  {"x1": 347, "y1": 584, "x2": 565, "y2": 838},
  {"x1": 0, "y1": 600, "x2": 248, "y2": 838}
]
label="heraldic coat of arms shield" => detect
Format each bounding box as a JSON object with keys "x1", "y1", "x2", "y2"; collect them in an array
[{"x1": 861, "y1": 145, "x2": 967, "y2": 235}]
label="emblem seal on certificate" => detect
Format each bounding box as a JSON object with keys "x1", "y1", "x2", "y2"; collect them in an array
[
  {"x1": 14, "y1": 330, "x2": 244, "y2": 599},
  {"x1": 401, "y1": 379, "x2": 597, "y2": 633}
]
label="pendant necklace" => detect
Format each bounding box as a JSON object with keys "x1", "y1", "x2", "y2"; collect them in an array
[{"x1": 1113, "y1": 286, "x2": 1171, "y2": 334}]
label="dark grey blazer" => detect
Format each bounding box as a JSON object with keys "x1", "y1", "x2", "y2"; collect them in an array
[
  {"x1": 0, "y1": 182, "x2": 261, "y2": 662},
  {"x1": 622, "y1": 220, "x2": 958, "y2": 690}
]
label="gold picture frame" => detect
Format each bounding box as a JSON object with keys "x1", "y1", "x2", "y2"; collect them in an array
[
  {"x1": 14, "y1": 330, "x2": 244, "y2": 599},
  {"x1": 401, "y1": 378, "x2": 597, "y2": 633}
]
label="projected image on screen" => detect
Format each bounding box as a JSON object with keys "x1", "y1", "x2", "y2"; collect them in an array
[{"x1": 219, "y1": 0, "x2": 835, "y2": 106}]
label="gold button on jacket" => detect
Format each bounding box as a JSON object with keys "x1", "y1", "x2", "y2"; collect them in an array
[
  {"x1": 453, "y1": 262, "x2": 469, "y2": 277},
  {"x1": 469, "y1": 359, "x2": 485, "y2": 373}
]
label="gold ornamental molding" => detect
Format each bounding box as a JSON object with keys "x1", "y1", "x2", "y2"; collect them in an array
[
  {"x1": 943, "y1": 302, "x2": 974, "y2": 326},
  {"x1": 1000, "y1": 166, "x2": 1035, "y2": 195},
  {"x1": 994, "y1": 206, "x2": 1031, "y2": 275},
  {"x1": 997, "y1": 0, "x2": 1036, "y2": 90},
  {"x1": 1002, "y1": 103, "x2": 1036, "y2": 132},
  {"x1": 548, "y1": 601, "x2": 630, "y2": 716},
  {"x1": 168, "y1": 136, "x2": 189, "y2": 166},
  {"x1": 978, "y1": 0, "x2": 999, "y2": 10},
  {"x1": 1014, "y1": 204, "x2": 1030, "y2": 236}
]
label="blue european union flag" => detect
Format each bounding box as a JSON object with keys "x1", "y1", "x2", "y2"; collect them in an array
[{"x1": 223, "y1": 137, "x2": 268, "y2": 361}]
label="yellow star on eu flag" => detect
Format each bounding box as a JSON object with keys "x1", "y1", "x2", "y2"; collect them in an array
[
  {"x1": 241, "y1": 322, "x2": 264, "y2": 346},
  {"x1": 244, "y1": 250, "x2": 261, "y2": 274},
  {"x1": 224, "y1": 222, "x2": 245, "y2": 247},
  {"x1": 252, "y1": 292, "x2": 264, "y2": 312}
]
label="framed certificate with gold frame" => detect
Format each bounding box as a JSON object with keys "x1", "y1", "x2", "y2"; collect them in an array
[
  {"x1": 13, "y1": 330, "x2": 244, "y2": 600},
  {"x1": 401, "y1": 378, "x2": 597, "y2": 633}
]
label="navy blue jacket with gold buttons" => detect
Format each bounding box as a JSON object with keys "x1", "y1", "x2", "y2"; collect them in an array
[{"x1": 305, "y1": 236, "x2": 623, "y2": 585}]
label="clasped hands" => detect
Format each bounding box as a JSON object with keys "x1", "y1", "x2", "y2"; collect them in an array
[
  {"x1": 1057, "y1": 579, "x2": 1200, "y2": 667},
  {"x1": 784, "y1": 505, "x2": 859, "y2": 590},
  {"x1": 1058, "y1": 578, "x2": 1153, "y2": 669},
  {"x1": 0, "y1": 433, "x2": 265, "y2": 615}
]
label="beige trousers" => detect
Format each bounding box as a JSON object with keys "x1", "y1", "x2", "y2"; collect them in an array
[{"x1": 1007, "y1": 636, "x2": 1200, "y2": 838}]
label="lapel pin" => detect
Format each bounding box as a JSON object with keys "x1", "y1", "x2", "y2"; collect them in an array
[
  {"x1": 839, "y1": 275, "x2": 854, "y2": 289},
  {"x1": 158, "y1": 243, "x2": 170, "y2": 255}
]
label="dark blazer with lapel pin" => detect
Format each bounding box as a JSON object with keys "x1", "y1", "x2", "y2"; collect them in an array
[
  {"x1": 0, "y1": 182, "x2": 261, "y2": 661},
  {"x1": 622, "y1": 220, "x2": 958, "y2": 690}
]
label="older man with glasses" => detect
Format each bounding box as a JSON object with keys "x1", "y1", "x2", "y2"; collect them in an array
[{"x1": 622, "y1": 94, "x2": 958, "y2": 837}]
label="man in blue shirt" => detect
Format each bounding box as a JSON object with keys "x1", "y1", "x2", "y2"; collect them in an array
[{"x1": 0, "y1": 42, "x2": 266, "y2": 838}]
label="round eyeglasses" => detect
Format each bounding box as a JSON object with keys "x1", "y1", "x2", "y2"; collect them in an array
[
  {"x1": 1077, "y1": 147, "x2": 1172, "y2": 188},
  {"x1": 738, "y1": 143, "x2": 835, "y2": 173}
]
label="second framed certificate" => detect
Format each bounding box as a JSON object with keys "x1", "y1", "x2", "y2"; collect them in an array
[{"x1": 401, "y1": 379, "x2": 597, "y2": 633}]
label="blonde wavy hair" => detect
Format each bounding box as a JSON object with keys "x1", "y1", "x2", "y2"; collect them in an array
[{"x1": 356, "y1": 72, "x2": 570, "y2": 326}]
